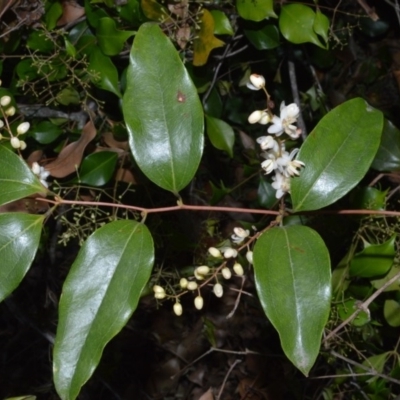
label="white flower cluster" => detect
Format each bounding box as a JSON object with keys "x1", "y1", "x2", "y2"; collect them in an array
[
  {"x1": 247, "y1": 74, "x2": 305, "y2": 198},
  {"x1": 31, "y1": 161, "x2": 50, "y2": 188}
]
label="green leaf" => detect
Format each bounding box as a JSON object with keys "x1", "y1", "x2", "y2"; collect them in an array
[
  {"x1": 372, "y1": 119, "x2": 400, "y2": 171},
  {"x1": 78, "y1": 151, "x2": 118, "y2": 186},
  {"x1": 337, "y1": 299, "x2": 370, "y2": 327},
  {"x1": 0, "y1": 213, "x2": 44, "y2": 303},
  {"x1": 349, "y1": 235, "x2": 396, "y2": 278},
  {"x1": 236, "y1": 0, "x2": 277, "y2": 21},
  {"x1": 253, "y1": 225, "x2": 331, "y2": 376},
  {"x1": 210, "y1": 10, "x2": 234, "y2": 36},
  {"x1": 0, "y1": 145, "x2": 45, "y2": 206},
  {"x1": 350, "y1": 187, "x2": 386, "y2": 210},
  {"x1": 257, "y1": 177, "x2": 276, "y2": 208},
  {"x1": 96, "y1": 17, "x2": 135, "y2": 56},
  {"x1": 384, "y1": 300, "x2": 400, "y2": 327},
  {"x1": 27, "y1": 31, "x2": 54, "y2": 53},
  {"x1": 56, "y1": 87, "x2": 81, "y2": 106},
  {"x1": 31, "y1": 121, "x2": 63, "y2": 144},
  {"x1": 205, "y1": 115, "x2": 235, "y2": 158},
  {"x1": 279, "y1": 4, "x2": 326, "y2": 48},
  {"x1": 291, "y1": 98, "x2": 383, "y2": 212},
  {"x1": 313, "y1": 10, "x2": 329, "y2": 44},
  {"x1": 371, "y1": 264, "x2": 400, "y2": 292},
  {"x1": 45, "y1": 1, "x2": 63, "y2": 30},
  {"x1": 53, "y1": 220, "x2": 154, "y2": 400},
  {"x1": 122, "y1": 23, "x2": 204, "y2": 194},
  {"x1": 244, "y1": 24, "x2": 280, "y2": 50},
  {"x1": 89, "y1": 47, "x2": 121, "y2": 97}
]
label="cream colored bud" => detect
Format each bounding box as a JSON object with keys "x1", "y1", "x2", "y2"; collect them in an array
[
  {"x1": 154, "y1": 292, "x2": 166, "y2": 299},
  {"x1": 259, "y1": 113, "x2": 272, "y2": 125},
  {"x1": 221, "y1": 267, "x2": 232, "y2": 280},
  {"x1": 0, "y1": 119, "x2": 4, "y2": 128},
  {"x1": 173, "y1": 302, "x2": 183, "y2": 316},
  {"x1": 0, "y1": 133, "x2": 2, "y2": 140},
  {"x1": 246, "y1": 251, "x2": 253, "y2": 264},
  {"x1": 248, "y1": 110, "x2": 263, "y2": 124},
  {"x1": 208, "y1": 247, "x2": 222, "y2": 258},
  {"x1": 0, "y1": 95, "x2": 11, "y2": 107},
  {"x1": 179, "y1": 277, "x2": 188, "y2": 289},
  {"x1": 187, "y1": 281, "x2": 198, "y2": 291},
  {"x1": 233, "y1": 262, "x2": 244, "y2": 276},
  {"x1": 213, "y1": 283, "x2": 223, "y2": 298},
  {"x1": 31, "y1": 162, "x2": 41, "y2": 175},
  {"x1": 223, "y1": 248, "x2": 238, "y2": 258},
  {"x1": 233, "y1": 227, "x2": 249, "y2": 238},
  {"x1": 17, "y1": 122, "x2": 30, "y2": 135},
  {"x1": 249, "y1": 74, "x2": 265, "y2": 89},
  {"x1": 19, "y1": 140, "x2": 27, "y2": 150},
  {"x1": 194, "y1": 295, "x2": 204, "y2": 310},
  {"x1": 194, "y1": 265, "x2": 210, "y2": 280},
  {"x1": 10, "y1": 137, "x2": 21, "y2": 149},
  {"x1": 153, "y1": 285, "x2": 165, "y2": 294},
  {"x1": 5, "y1": 106, "x2": 16, "y2": 116}
]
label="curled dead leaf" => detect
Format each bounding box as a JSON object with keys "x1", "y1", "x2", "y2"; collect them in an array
[{"x1": 57, "y1": 0, "x2": 85, "y2": 26}]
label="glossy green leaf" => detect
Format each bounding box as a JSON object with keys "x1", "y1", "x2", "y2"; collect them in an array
[
  {"x1": 371, "y1": 264, "x2": 400, "y2": 292},
  {"x1": 244, "y1": 25, "x2": 280, "y2": 50},
  {"x1": 236, "y1": 0, "x2": 277, "y2": 21},
  {"x1": 122, "y1": 23, "x2": 204, "y2": 194},
  {"x1": 313, "y1": 10, "x2": 329, "y2": 44},
  {"x1": 64, "y1": 38, "x2": 77, "y2": 58},
  {"x1": 56, "y1": 87, "x2": 80, "y2": 106},
  {"x1": 27, "y1": 31, "x2": 54, "y2": 53},
  {"x1": 31, "y1": 121, "x2": 63, "y2": 144},
  {"x1": 350, "y1": 186, "x2": 386, "y2": 210},
  {"x1": 384, "y1": 300, "x2": 400, "y2": 327},
  {"x1": 53, "y1": 220, "x2": 154, "y2": 400},
  {"x1": 279, "y1": 4, "x2": 326, "y2": 48},
  {"x1": 210, "y1": 10, "x2": 234, "y2": 36},
  {"x1": 291, "y1": 98, "x2": 383, "y2": 212},
  {"x1": 337, "y1": 299, "x2": 370, "y2": 327},
  {"x1": 0, "y1": 145, "x2": 45, "y2": 206},
  {"x1": 89, "y1": 47, "x2": 121, "y2": 97},
  {"x1": 0, "y1": 213, "x2": 44, "y2": 303},
  {"x1": 78, "y1": 151, "x2": 118, "y2": 186},
  {"x1": 253, "y1": 225, "x2": 331, "y2": 376},
  {"x1": 16, "y1": 59, "x2": 39, "y2": 81},
  {"x1": 372, "y1": 119, "x2": 400, "y2": 171},
  {"x1": 45, "y1": 1, "x2": 63, "y2": 30},
  {"x1": 205, "y1": 115, "x2": 234, "y2": 158},
  {"x1": 96, "y1": 17, "x2": 135, "y2": 56},
  {"x1": 84, "y1": 0, "x2": 109, "y2": 28},
  {"x1": 349, "y1": 235, "x2": 396, "y2": 278}
]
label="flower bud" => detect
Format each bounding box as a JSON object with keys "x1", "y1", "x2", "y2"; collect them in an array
[
  {"x1": 208, "y1": 247, "x2": 222, "y2": 258},
  {"x1": 0, "y1": 133, "x2": 2, "y2": 140},
  {"x1": 31, "y1": 161, "x2": 41, "y2": 175},
  {"x1": 0, "y1": 95, "x2": 11, "y2": 107},
  {"x1": 179, "y1": 277, "x2": 188, "y2": 289},
  {"x1": 223, "y1": 248, "x2": 238, "y2": 258},
  {"x1": 153, "y1": 285, "x2": 165, "y2": 294},
  {"x1": 233, "y1": 262, "x2": 244, "y2": 276},
  {"x1": 10, "y1": 137, "x2": 21, "y2": 149},
  {"x1": 221, "y1": 267, "x2": 232, "y2": 280},
  {"x1": 19, "y1": 140, "x2": 27, "y2": 150},
  {"x1": 194, "y1": 295, "x2": 204, "y2": 310},
  {"x1": 187, "y1": 281, "x2": 198, "y2": 291},
  {"x1": 5, "y1": 106, "x2": 16, "y2": 116},
  {"x1": 154, "y1": 292, "x2": 166, "y2": 299},
  {"x1": 233, "y1": 227, "x2": 249, "y2": 238},
  {"x1": 194, "y1": 266, "x2": 210, "y2": 280},
  {"x1": 246, "y1": 251, "x2": 253, "y2": 264},
  {"x1": 17, "y1": 122, "x2": 30, "y2": 135},
  {"x1": 248, "y1": 110, "x2": 263, "y2": 124},
  {"x1": 0, "y1": 119, "x2": 4, "y2": 128},
  {"x1": 249, "y1": 74, "x2": 265, "y2": 89},
  {"x1": 259, "y1": 113, "x2": 272, "y2": 125},
  {"x1": 173, "y1": 302, "x2": 183, "y2": 316},
  {"x1": 213, "y1": 283, "x2": 223, "y2": 298}
]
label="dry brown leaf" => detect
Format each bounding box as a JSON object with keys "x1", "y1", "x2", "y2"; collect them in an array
[
  {"x1": 57, "y1": 0, "x2": 85, "y2": 26},
  {"x1": 176, "y1": 25, "x2": 191, "y2": 49},
  {"x1": 115, "y1": 167, "x2": 136, "y2": 183},
  {"x1": 0, "y1": 197, "x2": 49, "y2": 214},
  {"x1": 102, "y1": 131, "x2": 129, "y2": 151},
  {"x1": 26, "y1": 149, "x2": 44, "y2": 165},
  {"x1": 198, "y1": 388, "x2": 214, "y2": 400},
  {"x1": 46, "y1": 120, "x2": 96, "y2": 178}
]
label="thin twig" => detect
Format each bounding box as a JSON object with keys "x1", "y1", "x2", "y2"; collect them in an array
[{"x1": 216, "y1": 359, "x2": 242, "y2": 400}]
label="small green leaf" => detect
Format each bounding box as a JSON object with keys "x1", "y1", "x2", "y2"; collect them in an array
[
  {"x1": 78, "y1": 151, "x2": 118, "y2": 186},
  {"x1": 236, "y1": 0, "x2": 277, "y2": 21},
  {"x1": 313, "y1": 9, "x2": 329, "y2": 44},
  {"x1": 279, "y1": 4, "x2": 326, "y2": 48},
  {"x1": 244, "y1": 24, "x2": 280, "y2": 50},
  {"x1": 384, "y1": 300, "x2": 400, "y2": 327},
  {"x1": 350, "y1": 187, "x2": 386, "y2": 210},
  {"x1": 56, "y1": 87, "x2": 81, "y2": 106},
  {"x1": 30, "y1": 121, "x2": 63, "y2": 144},
  {"x1": 0, "y1": 145, "x2": 45, "y2": 206},
  {"x1": 64, "y1": 38, "x2": 77, "y2": 58},
  {"x1": 53, "y1": 220, "x2": 154, "y2": 400},
  {"x1": 349, "y1": 235, "x2": 396, "y2": 278},
  {"x1": 96, "y1": 17, "x2": 135, "y2": 56},
  {"x1": 16, "y1": 59, "x2": 39, "y2": 81},
  {"x1": 0, "y1": 213, "x2": 44, "y2": 303},
  {"x1": 27, "y1": 31, "x2": 54, "y2": 53},
  {"x1": 89, "y1": 47, "x2": 121, "y2": 97},
  {"x1": 253, "y1": 225, "x2": 331, "y2": 376},
  {"x1": 291, "y1": 98, "x2": 383, "y2": 212},
  {"x1": 371, "y1": 265, "x2": 400, "y2": 292},
  {"x1": 337, "y1": 299, "x2": 370, "y2": 326},
  {"x1": 205, "y1": 115, "x2": 235, "y2": 158},
  {"x1": 122, "y1": 23, "x2": 204, "y2": 194},
  {"x1": 372, "y1": 119, "x2": 400, "y2": 171},
  {"x1": 45, "y1": 1, "x2": 63, "y2": 30},
  {"x1": 210, "y1": 10, "x2": 234, "y2": 36}
]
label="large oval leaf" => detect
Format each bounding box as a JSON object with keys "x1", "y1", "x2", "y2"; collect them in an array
[
  {"x1": 372, "y1": 119, "x2": 400, "y2": 171},
  {"x1": 291, "y1": 98, "x2": 383, "y2": 211},
  {"x1": 0, "y1": 213, "x2": 44, "y2": 303},
  {"x1": 0, "y1": 145, "x2": 45, "y2": 206},
  {"x1": 122, "y1": 23, "x2": 204, "y2": 195},
  {"x1": 53, "y1": 220, "x2": 154, "y2": 400},
  {"x1": 253, "y1": 225, "x2": 331, "y2": 376}
]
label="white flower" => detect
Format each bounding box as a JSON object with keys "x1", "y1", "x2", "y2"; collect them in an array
[
  {"x1": 257, "y1": 135, "x2": 279, "y2": 152},
  {"x1": 246, "y1": 73, "x2": 265, "y2": 90},
  {"x1": 268, "y1": 102, "x2": 300, "y2": 137},
  {"x1": 271, "y1": 172, "x2": 291, "y2": 198},
  {"x1": 231, "y1": 227, "x2": 250, "y2": 244},
  {"x1": 17, "y1": 122, "x2": 30, "y2": 135},
  {"x1": 276, "y1": 148, "x2": 305, "y2": 177},
  {"x1": 31, "y1": 162, "x2": 50, "y2": 188},
  {"x1": 0, "y1": 95, "x2": 11, "y2": 107}
]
